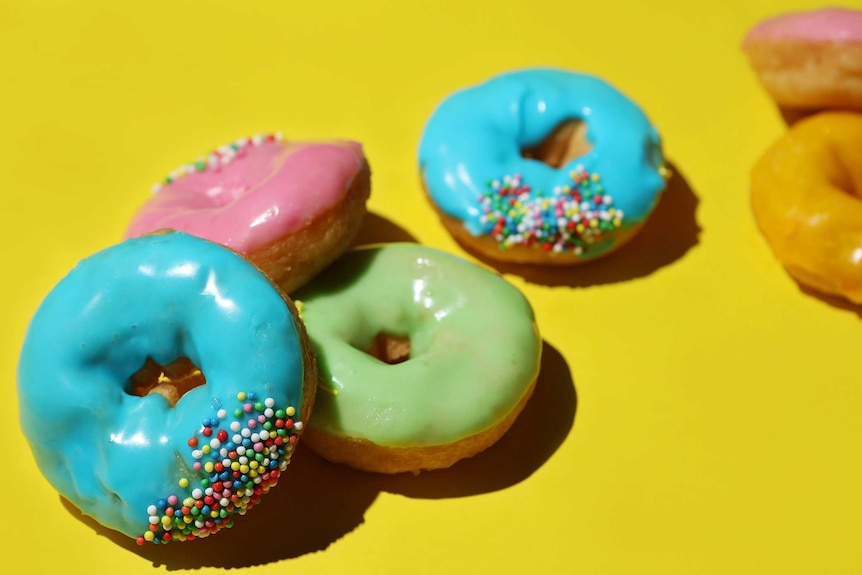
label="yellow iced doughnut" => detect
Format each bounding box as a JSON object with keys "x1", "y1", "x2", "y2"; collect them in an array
[{"x1": 751, "y1": 112, "x2": 862, "y2": 302}]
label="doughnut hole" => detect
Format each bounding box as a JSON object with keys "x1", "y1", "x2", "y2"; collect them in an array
[
  {"x1": 128, "y1": 356, "x2": 206, "y2": 407},
  {"x1": 521, "y1": 119, "x2": 592, "y2": 168},
  {"x1": 366, "y1": 333, "x2": 411, "y2": 365}
]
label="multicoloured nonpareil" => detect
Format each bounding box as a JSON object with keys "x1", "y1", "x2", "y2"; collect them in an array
[
  {"x1": 151, "y1": 133, "x2": 283, "y2": 193},
  {"x1": 478, "y1": 167, "x2": 622, "y2": 254},
  {"x1": 137, "y1": 391, "x2": 302, "y2": 544}
]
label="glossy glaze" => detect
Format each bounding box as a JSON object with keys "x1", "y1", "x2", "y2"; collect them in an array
[
  {"x1": 295, "y1": 244, "x2": 541, "y2": 447},
  {"x1": 743, "y1": 7, "x2": 862, "y2": 44},
  {"x1": 125, "y1": 139, "x2": 367, "y2": 253},
  {"x1": 18, "y1": 232, "x2": 307, "y2": 539},
  {"x1": 418, "y1": 68, "x2": 665, "y2": 256},
  {"x1": 751, "y1": 112, "x2": 862, "y2": 303}
]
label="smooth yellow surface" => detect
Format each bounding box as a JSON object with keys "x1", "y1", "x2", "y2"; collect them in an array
[{"x1": 2, "y1": 0, "x2": 860, "y2": 573}]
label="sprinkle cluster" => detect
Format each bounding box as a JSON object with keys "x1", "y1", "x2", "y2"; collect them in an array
[
  {"x1": 136, "y1": 391, "x2": 302, "y2": 544},
  {"x1": 477, "y1": 167, "x2": 623, "y2": 255},
  {"x1": 152, "y1": 133, "x2": 283, "y2": 193}
]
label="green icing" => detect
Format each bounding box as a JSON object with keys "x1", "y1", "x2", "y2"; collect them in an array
[{"x1": 295, "y1": 244, "x2": 541, "y2": 448}]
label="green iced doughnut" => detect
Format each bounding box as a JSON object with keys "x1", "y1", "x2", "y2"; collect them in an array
[{"x1": 295, "y1": 243, "x2": 541, "y2": 473}]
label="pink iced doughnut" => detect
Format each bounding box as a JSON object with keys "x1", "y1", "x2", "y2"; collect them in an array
[
  {"x1": 125, "y1": 134, "x2": 371, "y2": 293},
  {"x1": 743, "y1": 7, "x2": 862, "y2": 111}
]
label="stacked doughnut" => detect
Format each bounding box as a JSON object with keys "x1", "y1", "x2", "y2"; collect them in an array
[
  {"x1": 18, "y1": 128, "x2": 545, "y2": 543},
  {"x1": 744, "y1": 8, "x2": 862, "y2": 303},
  {"x1": 19, "y1": 231, "x2": 318, "y2": 544},
  {"x1": 18, "y1": 131, "x2": 374, "y2": 543}
]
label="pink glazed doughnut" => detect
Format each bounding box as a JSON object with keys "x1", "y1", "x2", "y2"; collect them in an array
[
  {"x1": 125, "y1": 134, "x2": 371, "y2": 293},
  {"x1": 743, "y1": 7, "x2": 862, "y2": 112}
]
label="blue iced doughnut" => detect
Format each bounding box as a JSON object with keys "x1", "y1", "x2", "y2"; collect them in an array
[
  {"x1": 17, "y1": 231, "x2": 316, "y2": 544},
  {"x1": 418, "y1": 68, "x2": 668, "y2": 264}
]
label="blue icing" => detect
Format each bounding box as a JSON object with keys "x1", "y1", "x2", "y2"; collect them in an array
[
  {"x1": 18, "y1": 232, "x2": 306, "y2": 539},
  {"x1": 418, "y1": 68, "x2": 666, "y2": 245}
]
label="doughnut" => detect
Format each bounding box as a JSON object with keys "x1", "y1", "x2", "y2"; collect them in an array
[
  {"x1": 17, "y1": 231, "x2": 317, "y2": 543},
  {"x1": 294, "y1": 243, "x2": 541, "y2": 474},
  {"x1": 743, "y1": 8, "x2": 862, "y2": 112},
  {"x1": 125, "y1": 133, "x2": 371, "y2": 294},
  {"x1": 418, "y1": 68, "x2": 668, "y2": 265},
  {"x1": 751, "y1": 112, "x2": 862, "y2": 303}
]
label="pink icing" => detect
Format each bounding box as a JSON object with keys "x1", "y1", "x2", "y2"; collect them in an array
[
  {"x1": 125, "y1": 139, "x2": 367, "y2": 253},
  {"x1": 744, "y1": 7, "x2": 862, "y2": 46}
]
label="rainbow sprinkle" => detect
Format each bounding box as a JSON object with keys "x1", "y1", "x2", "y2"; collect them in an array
[
  {"x1": 136, "y1": 390, "x2": 302, "y2": 544},
  {"x1": 152, "y1": 133, "x2": 283, "y2": 193},
  {"x1": 476, "y1": 166, "x2": 623, "y2": 255}
]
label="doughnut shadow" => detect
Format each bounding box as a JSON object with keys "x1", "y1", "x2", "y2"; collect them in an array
[
  {"x1": 61, "y1": 340, "x2": 574, "y2": 565},
  {"x1": 61, "y1": 445, "x2": 380, "y2": 569},
  {"x1": 372, "y1": 340, "x2": 576, "y2": 499},
  {"x1": 778, "y1": 105, "x2": 862, "y2": 126},
  {"x1": 296, "y1": 211, "x2": 417, "y2": 299},
  {"x1": 778, "y1": 107, "x2": 819, "y2": 126},
  {"x1": 796, "y1": 281, "x2": 862, "y2": 318},
  {"x1": 453, "y1": 161, "x2": 700, "y2": 288},
  {"x1": 350, "y1": 211, "x2": 418, "y2": 247}
]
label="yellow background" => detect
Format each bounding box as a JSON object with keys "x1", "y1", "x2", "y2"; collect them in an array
[{"x1": 1, "y1": 0, "x2": 859, "y2": 572}]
